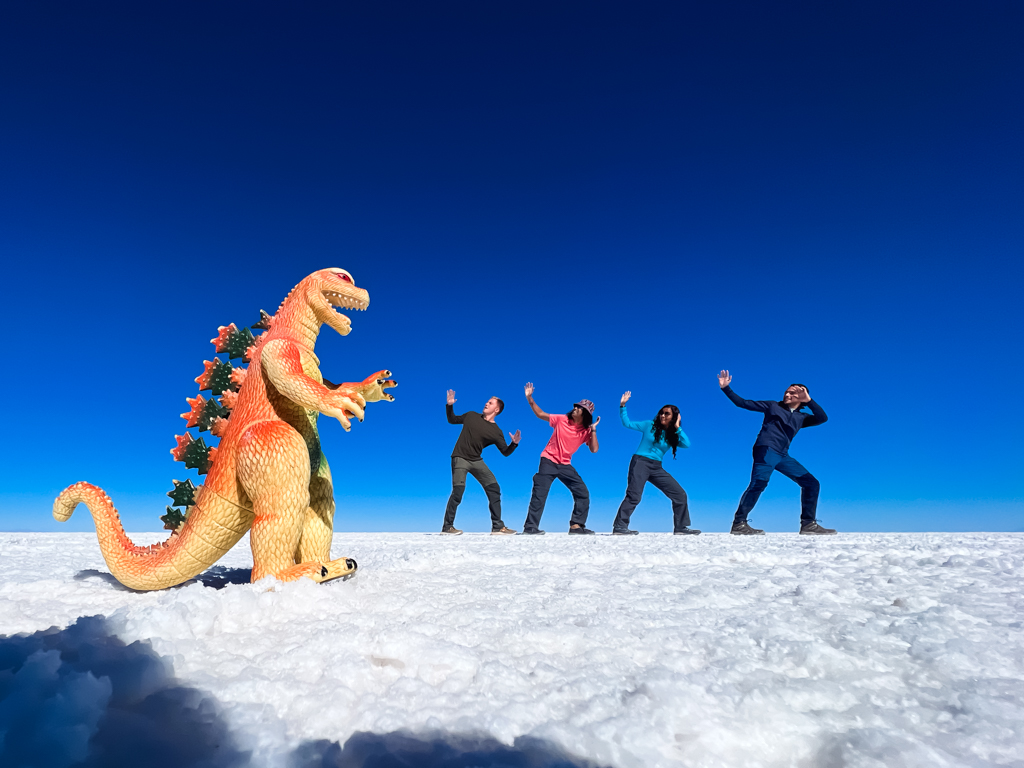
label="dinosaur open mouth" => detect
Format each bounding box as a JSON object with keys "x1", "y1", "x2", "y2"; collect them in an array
[{"x1": 323, "y1": 290, "x2": 368, "y2": 314}]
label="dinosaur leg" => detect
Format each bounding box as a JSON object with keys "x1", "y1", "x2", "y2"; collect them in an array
[
  {"x1": 237, "y1": 420, "x2": 329, "y2": 583},
  {"x1": 296, "y1": 454, "x2": 358, "y2": 581}
]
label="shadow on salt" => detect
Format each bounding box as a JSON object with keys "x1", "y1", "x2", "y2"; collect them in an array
[
  {"x1": 293, "y1": 731, "x2": 609, "y2": 768},
  {"x1": 1, "y1": 616, "x2": 607, "y2": 768},
  {"x1": 73, "y1": 564, "x2": 252, "y2": 591}
]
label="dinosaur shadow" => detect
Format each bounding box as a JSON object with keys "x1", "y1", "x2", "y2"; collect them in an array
[
  {"x1": 0, "y1": 615, "x2": 249, "y2": 768},
  {"x1": 292, "y1": 731, "x2": 610, "y2": 768},
  {"x1": 73, "y1": 565, "x2": 252, "y2": 591}
]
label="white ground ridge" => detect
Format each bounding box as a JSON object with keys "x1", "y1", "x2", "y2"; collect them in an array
[{"x1": 1, "y1": 532, "x2": 1022, "y2": 767}]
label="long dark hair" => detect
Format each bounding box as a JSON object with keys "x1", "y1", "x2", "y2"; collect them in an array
[
  {"x1": 565, "y1": 406, "x2": 593, "y2": 429},
  {"x1": 652, "y1": 404, "x2": 681, "y2": 459}
]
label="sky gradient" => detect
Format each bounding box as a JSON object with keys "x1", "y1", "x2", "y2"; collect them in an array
[{"x1": 1, "y1": 2, "x2": 1021, "y2": 533}]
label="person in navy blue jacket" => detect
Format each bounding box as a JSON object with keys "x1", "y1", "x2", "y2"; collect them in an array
[{"x1": 718, "y1": 370, "x2": 836, "y2": 535}]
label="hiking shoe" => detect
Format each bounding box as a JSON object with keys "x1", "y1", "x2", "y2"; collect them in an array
[
  {"x1": 730, "y1": 521, "x2": 765, "y2": 535},
  {"x1": 519, "y1": 529, "x2": 545, "y2": 535},
  {"x1": 800, "y1": 521, "x2": 837, "y2": 535},
  {"x1": 440, "y1": 527, "x2": 463, "y2": 535},
  {"x1": 491, "y1": 526, "x2": 517, "y2": 535},
  {"x1": 612, "y1": 528, "x2": 639, "y2": 535},
  {"x1": 673, "y1": 527, "x2": 701, "y2": 535},
  {"x1": 568, "y1": 525, "x2": 596, "y2": 535}
]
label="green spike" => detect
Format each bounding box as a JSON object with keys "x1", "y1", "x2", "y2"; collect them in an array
[
  {"x1": 182, "y1": 436, "x2": 213, "y2": 473},
  {"x1": 223, "y1": 327, "x2": 255, "y2": 360},
  {"x1": 161, "y1": 506, "x2": 186, "y2": 531},
  {"x1": 196, "y1": 397, "x2": 228, "y2": 432},
  {"x1": 166, "y1": 479, "x2": 197, "y2": 507},
  {"x1": 198, "y1": 358, "x2": 236, "y2": 396},
  {"x1": 252, "y1": 309, "x2": 273, "y2": 331}
]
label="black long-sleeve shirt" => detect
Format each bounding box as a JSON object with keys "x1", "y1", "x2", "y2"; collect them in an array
[
  {"x1": 721, "y1": 386, "x2": 828, "y2": 455},
  {"x1": 447, "y1": 405, "x2": 518, "y2": 461}
]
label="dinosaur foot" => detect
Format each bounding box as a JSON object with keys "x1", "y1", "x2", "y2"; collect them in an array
[{"x1": 262, "y1": 557, "x2": 357, "y2": 584}]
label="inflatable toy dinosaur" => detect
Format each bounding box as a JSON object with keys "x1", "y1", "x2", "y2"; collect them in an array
[{"x1": 54, "y1": 268, "x2": 395, "y2": 591}]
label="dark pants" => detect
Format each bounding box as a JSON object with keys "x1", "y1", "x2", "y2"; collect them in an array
[
  {"x1": 613, "y1": 455, "x2": 691, "y2": 532},
  {"x1": 443, "y1": 457, "x2": 505, "y2": 531},
  {"x1": 523, "y1": 457, "x2": 590, "y2": 532},
  {"x1": 733, "y1": 446, "x2": 820, "y2": 525}
]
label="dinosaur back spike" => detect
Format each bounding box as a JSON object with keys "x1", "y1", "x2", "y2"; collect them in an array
[
  {"x1": 252, "y1": 309, "x2": 273, "y2": 331},
  {"x1": 161, "y1": 506, "x2": 186, "y2": 531},
  {"x1": 220, "y1": 389, "x2": 238, "y2": 411},
  {"x1": 171, "y1": 433, "x2": 195, "y2": 462},
  {"x1": 230, "y1": 366, "x2": 247, "y2": 390},
  {"x1": 181, "y1": 395, "x2": 208, "y2": 428},
  {"x1": 212, "y1": 324, "x2": 256, "y2": 360},
  {"x1": 196, "y1": 397, "x2": 228, "y2": 432},
  {"x1": 196, "y1": 358, "x2": 237, "y2": 396},
  {"x1": 171, "y1": 434, "x2": 213, "y2": 473},
  {"x1": 166, "y1": 478, "x2": 197, "y2": 507}
]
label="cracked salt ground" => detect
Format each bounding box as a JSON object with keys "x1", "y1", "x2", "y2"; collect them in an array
[{"x1": 1, "y1": 532, "x2": 1022, "y2": 767}]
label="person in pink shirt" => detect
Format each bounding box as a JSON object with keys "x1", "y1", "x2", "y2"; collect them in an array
[{"x1": 521, "y1": 381, "x2": 600, "y2": 535}]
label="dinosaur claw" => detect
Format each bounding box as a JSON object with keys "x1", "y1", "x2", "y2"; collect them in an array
[
  {"x1": 346, "y1": 558, "x2": 357, "y2": 570},
  {"x1": 321, "y1": 566, "x2": 328, "y2": 577}
]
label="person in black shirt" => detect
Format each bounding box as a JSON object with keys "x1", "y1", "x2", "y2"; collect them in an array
[
  {"x1": 718, "y1": 370, "x2": 836, "y2": 535},
  {"x1": 443, "y1": 389, "x2": 521, "y2": 535}
]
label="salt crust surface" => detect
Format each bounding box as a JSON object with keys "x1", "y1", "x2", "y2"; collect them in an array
[{"x1": 1, "y1": 532, "x2": 1022, "y2": 767}]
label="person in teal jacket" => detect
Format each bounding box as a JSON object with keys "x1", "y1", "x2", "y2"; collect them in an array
[{"x1": 612, "y1": 391, "x2": 699, "y2": 535}]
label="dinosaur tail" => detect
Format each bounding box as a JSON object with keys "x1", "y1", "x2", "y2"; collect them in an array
[{"x1": 54, "y1": 481, "x2": 251, "y2": 591}]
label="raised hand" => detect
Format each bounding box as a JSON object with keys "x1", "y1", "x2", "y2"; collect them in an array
[
  {"x1": 591, "y1": 416, "x2": 601, "y2": 429},
  {"x1": 795, "y1": 385, "x2": 811, "y2": 403},
  {"x1": 718, "y1": 370, "x2": 732, "y2": 389},
  {"x1": 447, "y1": 389, "x2": 456, "y2": 405},
  {"x1": 620, "y1": 390, "x2": 631, "y2": 406},
  {"x1": 509, "y1": 430, "x2": 521, "y2": 444},
  {"x1": 675, "y1": 412, "x2": 681, "y2": 428},
  {"x1": 524, "y1": 382, "x2": 535, "y2": 398}
]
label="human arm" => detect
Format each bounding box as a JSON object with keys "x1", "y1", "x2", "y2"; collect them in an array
[
  {"x1": 796, "y1": 386, "x2": 828, "y2": 427},
  {"x1": 674, "y1": 412, "x2": 691, "y2": 448},
  {"x1": 524, "y1": 382, "x2": 550, "y2": 421},
  {"x1": 619, "y1": 404, "x2": 645, "y2": 431},
  {"x1": 718, "y1": 371, "x2": 771, "y2": 412},
  {"x1": 496, "y1": 429, "x2": 521, "y2": 456},
  {"x1": 619, "y1": 391, "x2": 644, "y2": 431},
  {"x1": 587, "y1": 421, "x2": 599, "y2": 453},
  {"x1": 445, "y1": 389, "x2": 464, "y2": 424}
]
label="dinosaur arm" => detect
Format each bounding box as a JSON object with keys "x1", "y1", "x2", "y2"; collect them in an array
[{"x1": 261, "y1": 339, "x2": 366, "y2": 430}]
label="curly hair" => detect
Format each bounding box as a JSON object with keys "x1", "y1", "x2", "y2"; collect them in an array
[
  {"x1": 652, "y1": 404, "x2": 681, "y2": 459},
  {"x1": 565, "y1": 406, "x2": 593, "y2": 429}
]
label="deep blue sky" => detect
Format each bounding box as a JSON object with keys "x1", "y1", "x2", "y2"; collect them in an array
[{"x1": 2, "y1": 2, "x2": 1021, "y2": 533}]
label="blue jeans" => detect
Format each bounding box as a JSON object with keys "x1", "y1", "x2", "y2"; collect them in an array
[
  {"x1": 613, "y1": 455, "x2": 691, "y2": 532},
  {"x1": 523, "y1": 457, "x2": 590, "y2": 532},
  {"x1": 734, "y1": 446, "x2": 820, "y2": 525}
]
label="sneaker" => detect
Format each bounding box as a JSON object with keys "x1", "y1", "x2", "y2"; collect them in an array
[
  {"x1": 612, "y1": 528, "x2": 639, "y2": 535},
  {"x1": 519, "y1": 529, "x2": 545, "y2": 535},
  {"x1": 440, "y1": 527, "x2": 463, "y2": 535},
  {"x1": 491, "y1": 527, "x2": 517, "y2": 535},
  {"x1": 568, "y1": 525, "x2": 596, "y2": 535},
  {"x1": 730, "y1": 521, "x2": 765, "y2": 535},
  {"x1": 673, "y1": 527, "x2": 701, "y2": 535},
  {"x1": 800, "y1": 521, "x2": 837, "y2": 535}
]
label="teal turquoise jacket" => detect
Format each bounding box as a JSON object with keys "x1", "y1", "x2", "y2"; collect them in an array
[{"x1": 620, "y1": 405, "x2": 691, "y2": 461}]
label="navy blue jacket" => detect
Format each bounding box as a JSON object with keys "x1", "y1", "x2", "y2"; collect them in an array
[{"x1": 721, "y1": 386, "x2": 828, "y2": 455}]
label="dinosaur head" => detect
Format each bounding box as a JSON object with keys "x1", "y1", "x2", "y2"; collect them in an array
[{"x1": 306, "y1": 268, "x2": 370, "y2": 336}]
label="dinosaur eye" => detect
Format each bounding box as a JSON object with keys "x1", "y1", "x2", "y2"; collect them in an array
[{"x1": 336, "y1": 273, "x2": 352, "y2": 283}]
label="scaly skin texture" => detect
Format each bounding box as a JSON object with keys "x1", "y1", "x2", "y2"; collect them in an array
[{"x1": 53, "y1": 268, "x2": 396, "y2": 591}]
